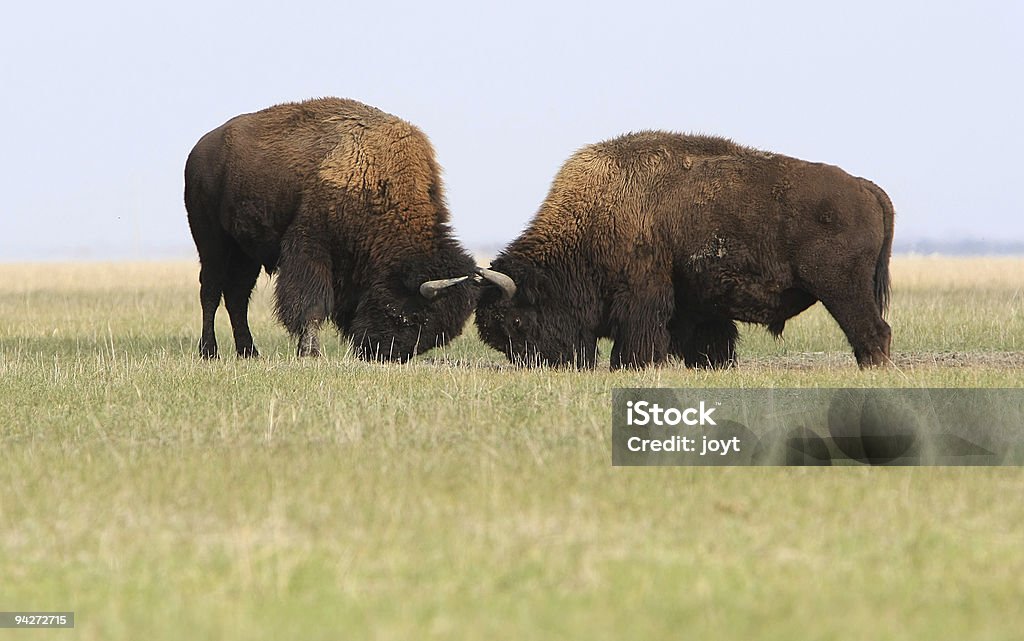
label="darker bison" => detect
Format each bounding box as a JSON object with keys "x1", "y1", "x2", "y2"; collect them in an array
[
  {"x1": 184, "y1": 97, "x2": 477, "y2": 361},
  {"x1": 475, "y1": 131, "x2": 894, "y2": 370}
]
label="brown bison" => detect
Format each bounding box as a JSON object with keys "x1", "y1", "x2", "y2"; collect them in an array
[
  {"x1": 475, "y1": 131, "x2": 894, "y2": 370},
  {"x1": 184, "y1": 97, "x2": 478, "y2": 361}
]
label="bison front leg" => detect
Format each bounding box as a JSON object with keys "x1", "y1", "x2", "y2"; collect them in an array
[
  {"x1": 274, "y1": 236, "x2": 334, "y2": 358},
  {"x1": 609, "y1": 286, "x2": 673, "y2": 370},
  {"x1": 676, "y1": 319, "x2": 738, "y2": 369},
  {"x1": 296, "y1": 320, "x2": 323, "y2": 358}
]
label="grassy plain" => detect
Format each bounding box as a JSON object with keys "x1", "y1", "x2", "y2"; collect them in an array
[{"x1": 1, "y1": 256, "x2": 1022, "y2": 640}]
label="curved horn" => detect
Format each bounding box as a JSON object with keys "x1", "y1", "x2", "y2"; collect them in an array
[
  {"x1": 419, "y1": 275, "x2": 469, "y2": 299},
  {"x1": 476, "y1": 267, "x2": 517, "y2": 299}
]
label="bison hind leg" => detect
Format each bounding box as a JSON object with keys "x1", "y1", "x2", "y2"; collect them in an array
[
  {"x1": 195, "y1": 247, "x2": 227, "y2": 360},
  {"x1": 223, "y1": 246, "x2": 263, "y2": 358},
  {"x1": 197, "y1": 266, "x2": 223, "y2": 359},
  {"x1": 815, "y1": 285, "x2": 892, "y2": 368}
]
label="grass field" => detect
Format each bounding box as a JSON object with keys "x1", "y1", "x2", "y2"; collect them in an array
[{"x1": 1, "y1": 256, "x2": 1023, "y2": 640}]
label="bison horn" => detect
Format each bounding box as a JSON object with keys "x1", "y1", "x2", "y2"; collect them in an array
[
  {"x1": 419, "y1": 275, "x2": 469, "y2": 299},
  {"x1": 475, "y1": 267, "x2": 517, "y2": 299}
]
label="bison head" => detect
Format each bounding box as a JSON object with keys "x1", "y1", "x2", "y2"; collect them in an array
[
  {"x1": 474, "y1": 255, "x2": 600, "y2": 368},
  {"x1": 344, "y1": 248, "x2": 478, "y2": 362}
]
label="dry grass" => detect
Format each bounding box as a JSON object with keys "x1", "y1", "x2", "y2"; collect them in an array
[
  {"x1": 1, "y1": 256, "x2": 1023, "y2": 640},
  {"x1": 5, "y1": 254, "x2": 1022, "y2": 290},
  {"x1": 892, "y1": 255, "x2": 1024, "y2": 290}
]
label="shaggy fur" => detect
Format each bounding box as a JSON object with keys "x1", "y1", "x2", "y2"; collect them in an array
[
  {"x1": 475, "y1": 131, "x2": 894, "y2": 370},
  {"x1": 185, "y1": 97, "x2": 476, "y2": 361}
]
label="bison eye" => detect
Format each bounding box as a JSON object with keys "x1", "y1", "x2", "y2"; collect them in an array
[{"x1": 511, "y1": 316, "x2": 521, "y2": 329}]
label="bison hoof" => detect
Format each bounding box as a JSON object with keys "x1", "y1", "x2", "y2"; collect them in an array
[
  {"x1": 297, "y1": 339, "x2": 322, "y2": 358},
  {"x1": 688, "y1": 358, "x2": 736, "y2": 370},
  {"x1": 856, "y1": 348, "x2": 892, "y2": 368},
  {"x1": 236, "y1": 346, "x2": 260, "y2": 358},
  {"x1": 199, "y1": 343, "x2": 218, "y2": 360}
]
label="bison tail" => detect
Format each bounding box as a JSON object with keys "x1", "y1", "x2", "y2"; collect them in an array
[{"x1": 862, "y1": 179, "x2": 894, "y2": 318}]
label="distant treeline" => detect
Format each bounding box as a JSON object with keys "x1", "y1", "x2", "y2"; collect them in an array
[{"x1": 893, "y1": 239, "x2": 1024, "y2": 256}]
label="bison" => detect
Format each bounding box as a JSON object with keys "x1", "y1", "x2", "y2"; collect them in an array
[
  {"x1": 475, "y1": 131, "x2": 894, "y2": 370},
  {"x1": 184, "y1": 97, "x2": 478, "y2": 361}
]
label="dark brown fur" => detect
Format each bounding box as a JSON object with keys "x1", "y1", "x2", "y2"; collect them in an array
[
  {"x1": 185, "y1": 97, "x2": 476, "y2": 360},
  {"x1": 475, "y1": 131, "x2": 894, "y2": 369}
]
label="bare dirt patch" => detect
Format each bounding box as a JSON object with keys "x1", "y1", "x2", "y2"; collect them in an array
[{"x1": 739, "y1": 351, "x2": 1024, "y2": 371}]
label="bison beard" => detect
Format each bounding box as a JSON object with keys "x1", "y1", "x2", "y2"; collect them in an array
[
  {"x1": 184, "y1": 97, "x2": 477, "y2": 361},
  {"x1": 475, "y1": 131, "x2": 894, "y2": 370}
]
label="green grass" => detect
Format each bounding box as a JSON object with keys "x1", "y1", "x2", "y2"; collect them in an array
[{"x1": 1, "y1": 257, "x2": 1023, "y2": 640}]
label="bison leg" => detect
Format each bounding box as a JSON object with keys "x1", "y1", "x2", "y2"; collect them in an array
[
  {"x1": 223, "y1": 247, "x2": 263, "y2": 358},
  {"x1": 297, "y1": 320, "x2": 323, "y2": 358},
  {"x1": 192, "y1": 231, "x2": 230, "y2": 360},
  {"x1": 609, "y1": 287, "x2": 673, "y2": 370},
  {"x1": 667, "y1": 315, "x2": 695, "y2": 359},
  {"x1": 188, "y1": 200, "x2": 226, "y2": 359},
  {"x1": 817, "y1": 288, "x2": 892, "y2": 368},
  {"x1": 274, "y1": 234, "x2": 333, "y2": 358},
  {"x1": 197, "y1": 263, "x2": 223, "y2": 359},
  {"x1": 682, "y1": 320, "x2": 738, "y2": 369}
]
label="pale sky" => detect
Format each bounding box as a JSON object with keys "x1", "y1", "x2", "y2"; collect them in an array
[{"x1": 1, "y1": 0, "x2": 1021, "y2": 260}]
